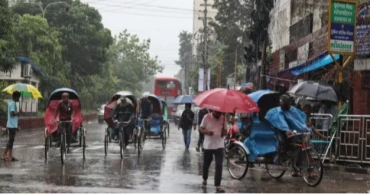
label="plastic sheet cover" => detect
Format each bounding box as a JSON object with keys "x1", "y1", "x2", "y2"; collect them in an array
[{"x1": 264, "y1": 106, "x2": 310, "y2": 132}]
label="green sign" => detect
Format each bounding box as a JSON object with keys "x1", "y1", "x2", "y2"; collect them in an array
[
  {"x1": 328, "y1": 0, "x2": 357, "y2": 55},
  {"x1": 331, "y1": 1, "x2": 356, "y2": 24}
]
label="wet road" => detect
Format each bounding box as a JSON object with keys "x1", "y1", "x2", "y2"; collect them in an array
[{"x1": 0, "y1": 121, "x2": 369, "y2": 193}]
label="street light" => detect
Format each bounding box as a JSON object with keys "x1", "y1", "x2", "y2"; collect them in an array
[{"x1": 22, "y1": 1, "x2": 68, "y2": 18}]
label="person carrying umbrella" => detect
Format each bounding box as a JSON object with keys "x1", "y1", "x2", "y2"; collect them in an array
[
  {"x1": 2, "y1": 91, "x2": 22, "y2": 162},
  {"x1": 178, "y1": 103, "x2": 195, "y2": 150}
]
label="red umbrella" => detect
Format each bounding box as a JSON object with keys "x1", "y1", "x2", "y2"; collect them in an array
[{"x1": 193, "y1": 88, "x2": 259, "y2": 113}]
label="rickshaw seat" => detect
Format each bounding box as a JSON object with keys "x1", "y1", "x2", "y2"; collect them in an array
[{"x1": 44, "y1": 99, "x2": 83, "y2": 135}]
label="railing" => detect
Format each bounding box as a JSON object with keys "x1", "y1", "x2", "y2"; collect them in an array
[
  {"x1": 310, "y1": 113, "x2": 334, "y2": 163},
  {"x1": 336, "y1": 115, "x2": 370, "y2": 164}
]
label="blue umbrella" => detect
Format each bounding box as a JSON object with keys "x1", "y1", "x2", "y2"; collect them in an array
[
  {"x1": 248, "y1": 90, "x2": 280, "y2": 109},
  {"x1": 248, "y1": 90, "x2": 277, "y2": 102},
  {"x1": 172, "y1": 95, "x2": 194, "y2": 104}
]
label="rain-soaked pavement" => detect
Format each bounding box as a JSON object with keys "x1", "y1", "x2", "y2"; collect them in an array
[{"x1": 0, "y1": 121, "x2": 369, "y2": 193}]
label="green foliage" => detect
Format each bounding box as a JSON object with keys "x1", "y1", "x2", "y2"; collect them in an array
[
  {"x1": 0, "y1": 0, "x2": 18, "y2": 72},
  {"x1": 175, "y1": 31, "x2": 193, "y2": 69},
  {"x1": 107, "y1": 30, "x2": 163, "y2": 94},
  {"x1": 12, "y1": 14, "x2": 68, "y2": 101},
  {"x1": 0, "y1": 81, "x2": 9, "y2": 116}
]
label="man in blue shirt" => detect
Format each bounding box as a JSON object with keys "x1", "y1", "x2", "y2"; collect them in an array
[{"x1": 2, "y1": 91, "x2": 22, "y2": 162}]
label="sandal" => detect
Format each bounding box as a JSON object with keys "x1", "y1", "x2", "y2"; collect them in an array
[
  {"x1": 202, "y1": 181, "x2": 207, "y2": 188},
  {"x1": 1, "y1": 156, "x2": 8, "y2": 161},
  {"x1": 216, "y1": 187, "x2": 225, "y2": 193},
  {"x1": 8, "y1": 157, "x2": 18, "y2": 162}
]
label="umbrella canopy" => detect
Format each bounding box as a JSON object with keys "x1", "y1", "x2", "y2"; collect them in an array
[
  {"x1": 2, "y1": 83, "x2": 42, "y2": 99},
  {"x1": 172, "y1": 95, "x2": 194, "y2": 104},
  {"x1": 192, "y1": 88, "x2": 259, "y2": 113},
  {"x1": 248, "y1": 90, "x2": 280, "y2": 120},
  {"x1": 288, "y1": 80, "x2": 337, "y2": 102}
]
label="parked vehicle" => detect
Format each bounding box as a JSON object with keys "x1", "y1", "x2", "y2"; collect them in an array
[{"x1": 98, "y1": 104, "x2": 106, "y2": 124}]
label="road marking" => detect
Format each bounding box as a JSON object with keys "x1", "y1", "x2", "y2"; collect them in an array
[
  {"x1": 86, "y1": 145, "x2": 104, "y2": 150},
  {"x1": 31, "y1": 145, "x2": 45, "y2": 149}
]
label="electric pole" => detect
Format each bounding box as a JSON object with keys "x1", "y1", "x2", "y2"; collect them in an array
[{"x1": 198, "y1": 0, "x2": 211, "y2": 91}]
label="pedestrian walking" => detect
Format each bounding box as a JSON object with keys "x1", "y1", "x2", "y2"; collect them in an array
[
  {"x1": 178, "y1": 103, "x2": 194, "y2": 150},
  {"x1": 194, "y1": 107, "x2": 209, "y2": 152},
  {"x1": 2, "y1": 91, "x2": 22, "y2": 162},
  {"x1": 199, "y1": 110, "x2": 228, "y2": 193}
]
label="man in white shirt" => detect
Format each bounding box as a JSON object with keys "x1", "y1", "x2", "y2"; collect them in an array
[{"x1": 199, "y1": 110, "x2": 228, "y2": 193}]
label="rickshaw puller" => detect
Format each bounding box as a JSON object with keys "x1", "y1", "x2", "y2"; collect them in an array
[
  {"x1": 113, "y1": 96, "x2": 135, "y2": 146},
  {"x1": 140, "y1": 93, "x2": 152, "y2": 131},
  {"x1": 54, "y1": 92, "x2": 74, "y2": 152}
]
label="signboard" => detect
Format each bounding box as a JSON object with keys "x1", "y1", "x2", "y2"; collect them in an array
[
  {"x1": 328, "y1": 0, "x2": 357, "y2": 55},
  {"x1": 356, "y1": 3, "x2": 370, "y2": 57},
  {"x1": 198, "y1": 68, "x2": 211, "y2": 92}
]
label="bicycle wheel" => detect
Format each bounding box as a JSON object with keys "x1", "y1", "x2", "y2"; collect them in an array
[
  {"x1": 166, "y1": 122, "x2": 170, "y2": 138},
  {"x1": 82, "y1": 133, "x2": 86, "y2": 160},
  {"x1": 266, "y1": 162, "x2": 286, "y2": 179},
  {"x1": 79, "y1": 127, "x2": 82, "y2": 147},
  {"x1": 119, "y1": 131, "x2": 124, "y2": 159},
  {"x1": 300, "y1": 149, "x2": 324, "y2": 187},
  {"x1": 104, "y1": 128, "x2": 109, "y2": 156},
  {"x1": 161, "y1": 127, "x2": 167, "y2": 150},
  {"x1": 60, "y1": 133, "x2": 66, "y2": 165},
  {"x1": 227, "y1": 144, "x2": 249, "y2": 180},
  {"x1": 44, "y1": 136, "x2": 49, "y2": 160}
]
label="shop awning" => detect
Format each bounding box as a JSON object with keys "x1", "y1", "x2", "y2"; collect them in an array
[{"x1": 290, "y1": 53, "x2": 340, "y2": 76}]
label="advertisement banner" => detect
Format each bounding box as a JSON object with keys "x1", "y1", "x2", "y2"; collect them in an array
[{"x1": 198, "y1": 68, "x2": 204, "y2": 92}]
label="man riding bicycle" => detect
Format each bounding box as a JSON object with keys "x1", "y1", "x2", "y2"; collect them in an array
[
  {"x1": 54, "y1": 92, "x2": 74, "y2": 152},
  {"x1": 265, "y1": 94, "x2": 315, "y2": 177},
  {"x1": 140, "y1": 93, "x2": 152, "y2": 131},
  {"x1": 113, "y1": 96, "x2": 135, "y2": 146}
]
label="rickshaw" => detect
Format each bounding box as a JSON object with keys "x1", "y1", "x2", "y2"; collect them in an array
[
  {"x1": 44, "y1": 88, "x2": 86, "y2": 164},
  {"x1": 103, "y1": 91, "x2": 138, "y2": 159},
  {"x1": 136, "y1": 94, "x2": 167, "y2": 155},
  {"x1": 227, "y1": 90, "x2": 324, "y2": 187},
  {"x1": 161, "y1": 100, "x2": 170, "y2": 138}
]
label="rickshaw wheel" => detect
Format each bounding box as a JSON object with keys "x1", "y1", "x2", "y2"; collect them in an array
[
  {"x1": 227, "y1": 144, "x2": 249, "y2": 180},
  {"x1": 44, "y1": 136, "x2": 49, "y2": 160},
  {"x1": 265, "y1": 163, "x2": 286, "y2": 179},
  {"x1": 166, "y1": 122, "x2": 170, "y2": 138},
  {"x1": 60, "y1": 133, "x2": 66, "y2": 165},
  {"x1": 133, "y1": 128, "x2": 137, "y2": 148},
  {"x1": 104, "y1": 129, "x2": 109, "y2": 156},
  {"x1": 79, "y1": 127, "x2": 83, "y2": 147},
  {"x1": 82, "y1": 134, "x2": 86, "y2": 160},
  {"x1": 300, "y1": 149, "x2": 324, "y2": 187},
  {"x1": 161, "y1": 127, "x2": 167, "y2": 150},
  {"x1": 119, "y1": 132, "x2": 124, "y2": 159}
]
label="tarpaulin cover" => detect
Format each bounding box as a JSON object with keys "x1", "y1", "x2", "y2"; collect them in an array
[
  {"x1": 137, "y1": 113, "x2": 162, "y2": 135},
  {"x1": 265, "y1": 106, "x2": 310, "y2": 132},
  {"x1": 44, "y1": 99, "x2": 83, "y2": 135},
  {"x1": 242, "y1": 116, "x2": 278, "y2": 161}
]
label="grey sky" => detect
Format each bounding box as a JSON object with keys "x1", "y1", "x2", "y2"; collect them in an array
[{"x1": 82, "y1": 0, "x2": 193, "y2": 77}]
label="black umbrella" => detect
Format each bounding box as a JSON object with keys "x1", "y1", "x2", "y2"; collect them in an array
[{"x1": 288, "y1": 81, "x2": 338, "y2": 102}]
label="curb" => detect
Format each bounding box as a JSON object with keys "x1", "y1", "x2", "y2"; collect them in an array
[{"x1": 324, "y1": 164, "x2": 370, "y2": 174}]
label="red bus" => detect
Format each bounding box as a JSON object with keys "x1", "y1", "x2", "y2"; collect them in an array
[{"x1": 154, "y1": 77, "x2": 182, "y2": 119}]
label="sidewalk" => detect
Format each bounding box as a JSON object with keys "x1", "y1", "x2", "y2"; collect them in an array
[{"x1": 324, "y1": 163, "x2": 370, "y2": 174}]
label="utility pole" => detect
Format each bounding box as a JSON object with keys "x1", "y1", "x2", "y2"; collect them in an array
[{"x1": 199, "y1": 0, "x2": 211, "y2": 91}]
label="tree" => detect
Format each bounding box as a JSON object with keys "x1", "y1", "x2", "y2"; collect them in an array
[
  {"x1": 11, "y1": 14, "x2": 68, "y2": 100},
  {"x1": 107, "y1": 31, "x2": 163, "y2": 95},
  {"x1": 0, "y1": 0, "x2": 18, "y2": 72},
  {"x1": 175, "y1": 31, "x2": 193, "y2": 69},
  {"x1": 210, "y1": 0, "x2": 254, "y2": 84},
  {"x1": 43, "y1": 0, "x2": 112, "y2": 89}
]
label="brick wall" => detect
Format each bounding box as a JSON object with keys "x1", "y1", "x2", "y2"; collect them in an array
[
  {"x1": 0, "y1": 114, "x2": 97, "y2": 129},
  {"x1": 352, "y1": 72, "x2": 369, "y2": 115}
]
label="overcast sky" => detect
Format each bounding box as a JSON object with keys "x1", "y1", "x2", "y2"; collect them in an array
[{"x1": 82, "y1": 0, "x2": 193, "y2": 77}]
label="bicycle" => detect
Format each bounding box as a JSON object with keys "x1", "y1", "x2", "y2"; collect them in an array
[
  {"x1": 55, "y1": 120, "x2": 73, "y2": 165},
  {"x1": 115, "y1": 120, "x2": 131, "y2": 159},
  {"x1": 228, "y1": 130, "x2": 324, "y2": 187}
]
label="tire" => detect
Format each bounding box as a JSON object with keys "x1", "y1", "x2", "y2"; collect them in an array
[
  {"x1": 119, "y1": 131, "x2": 124, "y2": 159},
  {"x1": 161, "y1": 128, "x2": 166, "y2": 150},
  {"x1": 79, "y1": 128, "x2": 82, "y2": 147},
  {"x1": 166, "y1": 122, "x2": 170, "y2": 138},
  {"x1": 300, "y1": 149, "x2": 324, "y2": 187},
  {"x1": 60, "y1": 133, "x2": 66, "y2": 165},
  {"x1": 104, "y1": 134, "x2": 108, "y2": 156},
  {"x1": 133, "y1": 128, "x2": 137, "y2": 148},
  {"x1": 45, "y1": 136, "x2": 49, "y2": 160},
  {"x1": 266, "y1": 163, "x2": 286, "y2": 179},
  {"x1": 227, "y1": 144, "x2": 248, "y2": 180},
  {"x1": 82, "y1": 134, "x2": 86, "y2": 160}
]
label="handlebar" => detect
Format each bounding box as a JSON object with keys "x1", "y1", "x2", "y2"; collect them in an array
[
  {"x1": 287, "y1": 131, "x2": 311, "y2": 139},
  {"x1": 114, "y1": 120, "x2": 131, "y2": 125},
  {"x1": 55, "y1": 120, "x2": 72, "y2": 124}
]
